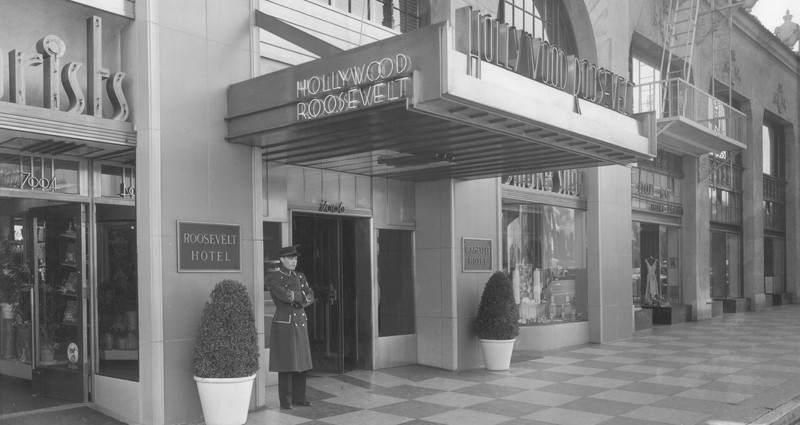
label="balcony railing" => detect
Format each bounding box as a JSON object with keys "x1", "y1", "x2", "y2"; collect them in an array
[
  {"x1": 763, "y1": 174, "x2": 786, "y2": 231},
  {"x1": 632, "y1": 78, "x2": 746, "y2": 144},
  {"x1": 763, "y1": 174, "x2": 786, "y2": 204},
  {"x1": 708, "y1": 154, "x2": 742, "y2": 192}
]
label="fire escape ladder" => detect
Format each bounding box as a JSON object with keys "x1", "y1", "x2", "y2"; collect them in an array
[
  {"x1": 660, "y1": 0, "x2": 701, "y2": 116},
  {"x1": 701, "y1": 0, "x2": 748, "y2": 181}
]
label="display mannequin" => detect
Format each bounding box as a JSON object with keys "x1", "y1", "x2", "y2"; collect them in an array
[{"x1": 644, "y1": 257, "x2": 658, "y2": 303}]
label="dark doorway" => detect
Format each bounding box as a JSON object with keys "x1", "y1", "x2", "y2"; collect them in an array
[{"x1": 291, "y1": 213, "x2": 371, "y2": 374}]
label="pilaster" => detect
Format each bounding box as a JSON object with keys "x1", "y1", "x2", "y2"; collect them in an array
[
  {"x1": 742, "y1": 104, "x2": 766, "y2": 310},
  {"x1": 681, "y1": 155, "x2": 711, "y2": 320},
  {"x1": 586, "y1": 165, "x2": 633, "y2": 343}
]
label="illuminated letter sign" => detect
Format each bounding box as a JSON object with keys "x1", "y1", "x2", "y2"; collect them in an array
[
  {"x1": 177, "y1": 221, "x2": 241, "y2": 272},
  {"x1": 454, "y1": 6, "x2": 635, "y2": 115},
  {"x1": 296, "y1": 54, "x2": 412, "y2": 121}
]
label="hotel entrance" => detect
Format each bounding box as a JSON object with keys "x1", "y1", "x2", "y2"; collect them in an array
[{"x1": 291, "y1": 213, "x2": 371, "y2": 374}]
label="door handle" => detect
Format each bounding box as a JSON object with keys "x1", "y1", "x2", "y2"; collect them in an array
[{"x1": 326, "y1": 284, "x2": 337, "y2": 305}]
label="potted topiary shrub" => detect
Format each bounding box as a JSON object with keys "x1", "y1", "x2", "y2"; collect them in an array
[
  {"x1": 192, "y1": 280, "x2": 259, "y2": 425},
  {"x1": 474, "y1": 271, "x2": 519, "y2": 371}
]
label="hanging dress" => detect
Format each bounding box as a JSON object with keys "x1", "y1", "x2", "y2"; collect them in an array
[{"x1": 646, "y1": 258, "x2": 659, "y2": 301}]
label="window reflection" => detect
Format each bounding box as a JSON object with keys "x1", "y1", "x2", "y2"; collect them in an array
[
  {"x1": 503, "y1": 203, "x2": 587, "y2": 325},
  {"x1": 96, "y1": 205, "x2": 138, "y2": 381}
]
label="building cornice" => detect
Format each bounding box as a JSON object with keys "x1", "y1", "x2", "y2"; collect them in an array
[{"x1": 734, "y1": 11, "x2": 800, "y2": 74}]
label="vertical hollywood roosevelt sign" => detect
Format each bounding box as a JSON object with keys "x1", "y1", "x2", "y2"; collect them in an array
[
  {"x1": 1, "y1": 16, "x2": 129, "y2": 121},
  {"x1": 177, "y1": 221, "x2": 241, "y2": 272},
  {"x1": 453, "y1": 6, "x2": 634, "y2": 115}
]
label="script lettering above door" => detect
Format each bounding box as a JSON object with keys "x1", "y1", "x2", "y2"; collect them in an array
[{"x1": 319, "y1": 200, "x2": 346, "y2": 214}]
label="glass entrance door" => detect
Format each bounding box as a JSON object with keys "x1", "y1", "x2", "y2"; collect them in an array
[
  {"x1": 30, "y1": 204, "x2": 88, "y2": 402},
  {"x1": 291, "y1": 213, "x2": 371, "y2": 373}
]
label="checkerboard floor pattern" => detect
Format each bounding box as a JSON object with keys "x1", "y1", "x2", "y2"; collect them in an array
[{"x1": 247, "y1": 305, "x2": 800, "y2": 425}]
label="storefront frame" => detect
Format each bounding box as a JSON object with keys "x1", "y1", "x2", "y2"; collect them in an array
[{"x1": 0, "y1": 148, "x2": 137, "y2": 416}]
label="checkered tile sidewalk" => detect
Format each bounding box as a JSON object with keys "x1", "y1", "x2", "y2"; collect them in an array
[{"x1": 247, "y1": 305, "x2": 800, "y2": 425}]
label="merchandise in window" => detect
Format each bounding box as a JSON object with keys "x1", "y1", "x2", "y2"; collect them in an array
[
  {"x1": 502, "y1": 203, "x2": 587, "y2": 326},
  {"x1": 96, "y1": 204, "x2": 138, "y2": 381}
]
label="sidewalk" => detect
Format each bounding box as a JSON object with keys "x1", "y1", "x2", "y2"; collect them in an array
[{"x1": 249, "y1": 304, "x2": 800, "y2": 425}]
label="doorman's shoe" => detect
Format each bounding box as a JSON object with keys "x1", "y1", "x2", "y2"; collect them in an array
[
  {"x1": 295, "y1": 401, "x2": 312, "y2": 407},
  {"x1": 280, "y1": 404, "x2": 292, "y2": 410}
]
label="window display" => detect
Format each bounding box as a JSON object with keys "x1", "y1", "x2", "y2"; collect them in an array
[
  {"x1": 632, "y1": 222, "x2": 681, "y2": 306},
  {"x1": 502, "y1": 203, "x2": 587, "y2": 325},
  {"x1": 96, "y1": 205, "x2": 138, "y2": 381}
]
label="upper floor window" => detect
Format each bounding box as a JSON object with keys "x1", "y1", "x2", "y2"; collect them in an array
[
  {"x1": 316, "y1": 0, "x2": 420, "y2": 33},
  {"x1": 631, "y1": 55, "x2": 661, "y2": 85},
  {"x1": 630, "y1": 53, "x2": 662, "y2": 116},
  {"x1": 499, "y1": 0, "x2": 577, "y2": 55},
  {"x1": 762, "y1": 121, "x2": 785, "y2": 179}
]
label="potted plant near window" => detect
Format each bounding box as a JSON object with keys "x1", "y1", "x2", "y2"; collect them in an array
[
  {"x1": 2, "y1": 259, "x2": 32, "y2": 361},
  {"x1": 192, "y1": 280, "x2": 259, "y2": 425},
  {"x1": 474, "y1": 271, "x2": 519, "y2": 371},
  {"x1": 39, "y1": 337, "x2": 59, "y2": 363}
]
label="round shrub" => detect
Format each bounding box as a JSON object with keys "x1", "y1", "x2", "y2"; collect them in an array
[
  {"x1": 474, "y1": 271, "x2": 519, "y2": 340},
  {"x1": 192, "y1": 280, "x2": 259, "y2": 378}
]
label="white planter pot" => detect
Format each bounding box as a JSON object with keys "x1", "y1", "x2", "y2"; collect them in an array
[
  {"x1": 479, "y1": 338, "x2": 516, "y2": 371},
  {"x1": 194, "y1": 374, "x2": 256, "y2": 425}
]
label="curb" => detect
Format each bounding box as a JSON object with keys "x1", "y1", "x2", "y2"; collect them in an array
[{"x1": 749, "y1": 400, "x2": 800, "y2": 425}]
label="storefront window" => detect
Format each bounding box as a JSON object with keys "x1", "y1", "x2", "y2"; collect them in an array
[
  {"x1": 0, "y1": 214, "x2": 31, "y2": 364},
  {"x1": 99, "y1": 164, "x2": 136, "y2": 199},
  {"x1": 503, "y1": 203, "x2": 586, "y2": 325},
  {"x1": 96, "y1": 204, "x2": 138, "y2": 381},
  {"x1": 632, "y1": 222, "x2": 681, "y2": 306},
  {"x1": 377, "y1": 229, "x2": 415, "y2": 336},
  {"x1": 0, "y1": 153, "x2": 80, "y2": 194}
]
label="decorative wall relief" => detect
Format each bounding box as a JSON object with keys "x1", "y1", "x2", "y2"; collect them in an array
[
  {"x1": 722, "y1": 50, "x2": 741, "y2": 87},
  {"x1": 773, "y1": 83, "x2": 786, "y2": 114}
]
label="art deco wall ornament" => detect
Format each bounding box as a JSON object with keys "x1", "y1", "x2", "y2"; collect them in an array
[
  {"x1": 774, "y1": 10, "x2": 800, "y2": 48},
  {"x1": 698, "y1": 153, "x2": 712, "y2": 180},
  {"x1": 722, "y1": 50, "x2": 741, "y2": 86},
  {"x1": 773, "y1": 83, "x2": 786, "y2": 114}
]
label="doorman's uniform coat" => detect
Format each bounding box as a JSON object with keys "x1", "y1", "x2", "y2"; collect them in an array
[{"x1": 266, "y1": 266, "x2": 314, "y2": 372}]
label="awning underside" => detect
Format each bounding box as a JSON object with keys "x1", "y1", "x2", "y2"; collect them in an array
[
  {"x1": 229, "y1": 101, "x2": 646, "y2": 181},
  {"x1": 0, "y1": 133, "x2": 135, "y2": 164}
]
